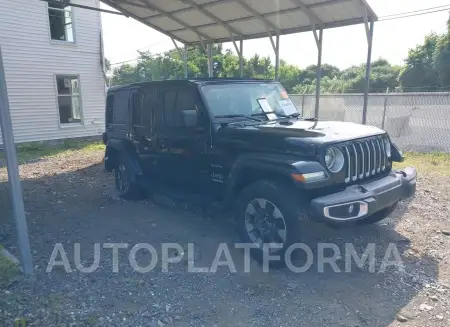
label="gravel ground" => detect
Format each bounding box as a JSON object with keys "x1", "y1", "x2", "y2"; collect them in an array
[{"x1": 0, "y1": 149, "x2": 449, "y2": 327}]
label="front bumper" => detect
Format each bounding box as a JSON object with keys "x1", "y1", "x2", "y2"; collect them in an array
[{"x1": 311, "y1": 166, "x2": 416, "y2": 223}]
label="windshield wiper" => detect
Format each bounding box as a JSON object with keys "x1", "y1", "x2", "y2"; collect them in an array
[
  {"x1": 302, "y1": 117, "x2": 318, "y2": 121},
  {"x1": 214, "y1": 114, "x2": 264, "y2": 122}
]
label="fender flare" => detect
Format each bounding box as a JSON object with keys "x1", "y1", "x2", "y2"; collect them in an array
[
  {"x1": 105, "y1": 139, "x2": 143, "y2": 179},
  {"x1": 222, "y1": 153, "x2": 323, "y2": 207}
]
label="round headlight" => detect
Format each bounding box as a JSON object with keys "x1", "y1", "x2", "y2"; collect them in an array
[
  {"x1": 325, "y1": 147, "x2": 345, "y2": 173},
  {"x1": 384, "y1": 138, "x2": 391, "y2": 157}
]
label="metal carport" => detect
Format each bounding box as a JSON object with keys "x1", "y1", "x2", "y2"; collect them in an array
[
  {"x1": 101, "y1": 0, "x2": 377, "y2": 120},
  {"x1": 1, "y1": 0, "x2": 377, "y2": 273}
]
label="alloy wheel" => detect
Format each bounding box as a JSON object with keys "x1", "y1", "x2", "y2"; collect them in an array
[{"x1": 244, "y1": 198, "x2": 287, "y2": 252}]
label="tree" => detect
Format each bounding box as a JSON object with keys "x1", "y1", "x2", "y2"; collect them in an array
[
  {"x1": 108, "y1": 15, "x2": 449, "y2": 92},
  {"x1": 433, "y1": 15, "x2": 450, "y2": 88},
  {"x1": 399, "y1": 33, "x2": 440, "y2": 91}
]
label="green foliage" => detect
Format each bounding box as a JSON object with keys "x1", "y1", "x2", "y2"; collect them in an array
[
  {"x1": 110, "y1": 14, "x2": 450, "y2": 93},
  {"x1": 0, "y1": 140, "x2": 105, "y2": 164},
  {"x1": 0, "y1": 248, "x2": 19, "y2": 288},
  {"x1": 399, "y1": 33, "x2": 440, "y2": 91}
]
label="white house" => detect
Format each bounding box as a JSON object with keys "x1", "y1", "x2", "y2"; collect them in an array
[{"x1": 0, "y1": 0, "x2": 106, "y2": 143}]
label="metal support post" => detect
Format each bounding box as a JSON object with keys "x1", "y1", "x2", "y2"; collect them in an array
[
  {"x1": 183, "y1": 46, "x2": 188, "y2": 79},
  {"x1": 301, "y1": 90, "x2": 306, "y2": 116},
  {"x1": 207, "y1": 44, "x2": 213, "y2": 77},
  {"x1": 269, "y1": 33, "x2": 280, "y2": 80},
  {"x1": 0, "y1": 47, "x2": 33, "y2": 274},
  {"x1": 274, "y1": 34, "x2": 280, "y2": 80},
  {"x1": 381, "y1": 87, "x2": 389, "y2": 130},
  {"x1": 239, "y1": 39, "x2": 244, "y2": 77},
  {"x1": 362, "y1": 20, "x2": 375, "y2": 125},
  {"x1": 313, "y1": 27, "x2": 323, "y2": 119}
]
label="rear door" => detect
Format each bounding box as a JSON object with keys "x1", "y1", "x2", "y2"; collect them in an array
[{"x1": 129, "y1": 86, "x2": 161, "y2": 178}]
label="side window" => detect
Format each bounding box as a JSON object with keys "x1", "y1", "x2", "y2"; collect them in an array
[
  {"x1": 131, "y1": 91, "x2": 143, "y2": 126},
  {"x1": 141, "y1": 87, "x2": 159, "y2": 127},
  {"x1": 48, "y1": 1, "x2": 74, "y2": 42},
  {"x1": 163, "y1": 88, "x2": 198, "y2": 128},
  {"x1": 55, "y1": 75, "x2": 81, "y2": 124},
  {"x1": 176, "y1": 89, "x2": 196, "y2": 113},
  {"x1": 163, "y1": 90, "x2": 178, "y2": 127},
  {"x1": 175, "y1": 88, "x2": 203, "y2": 128},
  {"x1": 112, "y1": 89, "x2": 129, "y2": 124}
]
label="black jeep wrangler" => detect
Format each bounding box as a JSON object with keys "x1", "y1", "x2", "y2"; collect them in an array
[{"x1": 102, "y1": 79, "x2": 416, "y2": 263}]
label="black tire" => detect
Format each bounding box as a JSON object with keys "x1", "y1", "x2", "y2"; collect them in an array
[
  {"x1": 356, "y1": 201, "x2": 398, "y2": 225},
  {"x1": 114, "y1": 155, "x2": 143, "y2": 200},
  {"x1": 235, "y1": 179, "x2": 309, "y2": 268}
]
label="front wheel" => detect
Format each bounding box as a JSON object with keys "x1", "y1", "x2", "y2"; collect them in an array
[{"x1": 235, "y1": 180, "x2": 308, "y2": 268}]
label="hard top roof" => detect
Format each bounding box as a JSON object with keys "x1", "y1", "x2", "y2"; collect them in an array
[{"x1": 107, "y1": 78, "x2": 279, "y2": 92}]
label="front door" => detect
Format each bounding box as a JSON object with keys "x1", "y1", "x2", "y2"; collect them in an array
[{"x1": 159, "y1": 86, "x2": 211, "y2": 192}]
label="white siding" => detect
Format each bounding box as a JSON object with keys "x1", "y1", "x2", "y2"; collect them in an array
[{"x1": 0, "y1": 0, "x2": 106, "y2": 143}]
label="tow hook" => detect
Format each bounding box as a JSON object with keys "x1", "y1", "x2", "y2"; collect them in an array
[{"x1": 397, "y1": 170, "x2": 407, "y2": 177}]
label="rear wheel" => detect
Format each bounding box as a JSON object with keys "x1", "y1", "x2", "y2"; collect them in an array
[
  {"x1": 235, "y1": 180, "x2": 308, "y2": 268},
  {"x1": 114, "y1": 157, "x2": 143, "y2": 200}
]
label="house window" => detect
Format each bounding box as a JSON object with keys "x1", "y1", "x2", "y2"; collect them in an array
[
  {"x1": 56, "y1": 75, "x2": 82, "y2": 124},
  {"x1": 48, "y1": 1, "x2": 74, "y2": 42}
]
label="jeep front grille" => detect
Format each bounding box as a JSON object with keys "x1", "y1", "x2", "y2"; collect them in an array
[{"x1": 342, "y1": 137, "x2": 389, "y2": 183}]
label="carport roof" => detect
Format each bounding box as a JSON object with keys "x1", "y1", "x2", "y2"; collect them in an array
[{"x1": 100, "y1": 0, "x2": 378, "y2": 45}]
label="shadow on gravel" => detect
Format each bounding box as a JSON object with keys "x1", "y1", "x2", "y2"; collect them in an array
[{"x1": 0, "y1": 163, "x2": 437, "y2": 327}]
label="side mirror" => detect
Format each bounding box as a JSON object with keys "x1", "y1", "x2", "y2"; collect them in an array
[{"x1": 182, "y1": 109, "x2": 198, "y2": 127}]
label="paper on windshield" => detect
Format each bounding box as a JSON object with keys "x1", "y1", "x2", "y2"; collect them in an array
[
  {"x1": 277, "y1": 98, "x2": 298, "y2": 116},
  {"x1": 257, "y1": 98, "x2": 277, "y2": 120}
]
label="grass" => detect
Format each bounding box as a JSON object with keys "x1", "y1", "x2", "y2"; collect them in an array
[
  {"x1": 0, "y1": 244, "x2": 20, "y2": 287},
  {"x1": 394, "y1": 152, "x2": 450, "y2": 176},
  {"x1": 0, "y1": 139, "x2": 105, "y2": 164}
]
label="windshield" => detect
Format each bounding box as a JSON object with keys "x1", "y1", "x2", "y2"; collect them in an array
[{"x1": 201, "y1": 82, "x2": 300, "y2": 120}]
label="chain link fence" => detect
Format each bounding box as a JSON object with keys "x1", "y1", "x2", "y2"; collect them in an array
[{"x1": 289, "y1": 92, "x2": 450, "y2": 153}]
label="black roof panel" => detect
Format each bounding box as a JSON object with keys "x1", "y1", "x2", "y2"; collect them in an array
[{"x1": 107, "y1": 78, "x2": 278, "y2": 92}]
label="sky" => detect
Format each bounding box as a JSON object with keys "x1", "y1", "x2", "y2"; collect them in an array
[{"x1": 100, "y1": 0, "x2": 450, "y2": 70}]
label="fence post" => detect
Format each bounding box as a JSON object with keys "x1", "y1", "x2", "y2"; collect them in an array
[
  {"x1": 381, "y1": 87, "x2": 389, "y2": 130},
  {"x1": 301, "y1": 90, "x2": 306, "y2": 117}
]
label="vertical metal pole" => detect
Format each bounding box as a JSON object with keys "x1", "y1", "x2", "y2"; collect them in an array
[
  {"x1": 382, "y1": 87, "x2": 389, "y2": 130},
  {"x1": 0, "y1": 47, "x2": 33, "y2": 274},
  {"x1": 207, "y1": 44, "x2": 213, "y2": 78},
  {"x1": 239, "y1": 39, "x2": 244, "y2": 78},
  {"x1": 183, "y1": 45, "x2": 188, "y2": 79},
  {"x1": 301, "y1": 90, "x2": 306, "y2": 117},
  {"x1": 274, "y1": 34, "x2": 280, "y2": 80},
  {"x1": 314, "y1": 29, "x2": 323, "y2": 119},
  {"x1": 362, "y1": 20, "x2": 374, "y2": 125}
]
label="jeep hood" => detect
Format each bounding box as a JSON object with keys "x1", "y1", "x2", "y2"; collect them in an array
[{"x1": 216, "y1": 120, "x2": 386, "y2": 152}]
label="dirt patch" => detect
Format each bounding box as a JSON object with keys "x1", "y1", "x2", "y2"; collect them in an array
[{"x1": 0, "y1": 149, "x2": 449, "y2": 327}]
